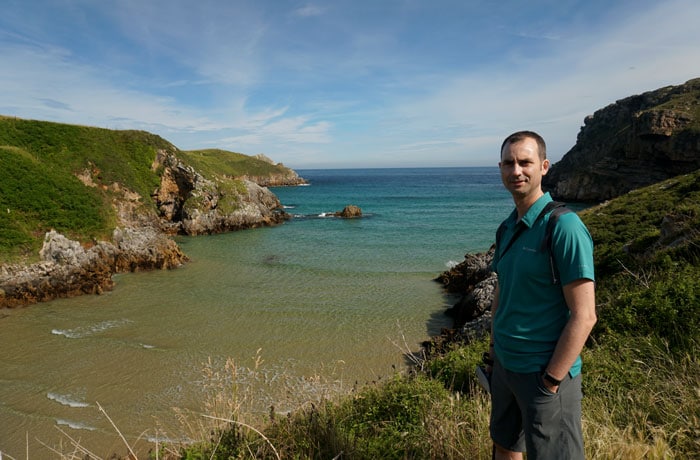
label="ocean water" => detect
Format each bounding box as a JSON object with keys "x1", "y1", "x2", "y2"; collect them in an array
[{"x1": 0, "y1": 167, "x2": 513, "y2": 456}]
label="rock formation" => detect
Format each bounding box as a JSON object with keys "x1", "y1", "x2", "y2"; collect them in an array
[
  {"x1": 423, "y1": 249, "x2": 496, "y2": 357},
  {"x1": 0, "y1": 149, "x2": 291, "y2": 308},
  {"x1": 0, "y1": 229, "x2": 187, "y2": 308},
  {"x1": 335, "y1": 205, "x2": 363, "y2": 218},
  {"x1": 435, "y1": 249, "x2": 496, "y2": 328},
  {"x1": 543, "y1": 78, "x2": 700, "y2": 202},
  {"x1": 152, "y1": 150, "x2": 288, "y2": 235}
]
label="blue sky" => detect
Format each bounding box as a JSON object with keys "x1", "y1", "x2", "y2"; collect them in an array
[{"x1": 1, "y1": 0, "x2": 699, "y2": 169}]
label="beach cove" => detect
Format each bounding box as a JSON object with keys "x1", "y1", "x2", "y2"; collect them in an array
[{"x1": 0, "y1": 167, "x2": 512, "y2": 456}]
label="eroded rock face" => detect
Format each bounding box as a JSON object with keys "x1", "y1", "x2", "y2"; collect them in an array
[
  {"x1": 0, "y1": 229, "x2": 187, "y2": 308},
  {"x1": 152, "y1": 151, "x2": 287, "y2": 235},
  {"x1": 423, "y1": 249, "x2": 496, "y2": 358},
  {"x1": 0, "y1": 149, "x2": 294, "y2": 308},
  {"x1": 543, "y1": 78, "x2": 700, "y2": 202},
  {"x1": 435, "y1": 249, "x2": 496, "y2": 328}
]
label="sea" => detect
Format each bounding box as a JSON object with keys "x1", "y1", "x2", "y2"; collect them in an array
[{"x1": 0, "y1": 167, "x2": 514, "y2": 456}]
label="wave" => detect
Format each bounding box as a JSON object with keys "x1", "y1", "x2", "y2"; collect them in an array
[
  {"x1": 47, "y1": 392, "x2": 89, "y2": 408},
  {"x1": 445, "y1": 260, "x2": 460, "y2": 269},
  {"x1": 51, "y1": 319, "x2": 132, "y2": 339},
  {"x1": 56, "y1": 418, "x2": 96, "y2": 431}
]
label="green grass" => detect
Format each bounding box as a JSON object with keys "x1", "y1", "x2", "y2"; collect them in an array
[
  {"x1": 179, "y1": 149, "x2": 291, "y2": 179},
  {"x1": 0, "y1": 145, "x2": 112, "y2": 259},
  {"x1": 0, "y1": 117, "x2": 298, "y2": 264},
  {"x1": 0, "y1": 118, "x2": 170, "y2": 262}
]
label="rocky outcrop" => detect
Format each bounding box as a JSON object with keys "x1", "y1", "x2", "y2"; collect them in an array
[
  {"x1": 423, "y1": 250, "x2": 496, "y2": 358},
  {"x1": 152, "y1": 150, "x2": 288, "y2": 235},
  {"x1": 543, "y1": 78, "x2": 700, "y2": 202},
  {"x1": 435, "y1": 249, "x2": 496, "y2": 328},
  {"x1": 335, "y1": 205, "x2": 363, "y2": 218},
  {"x1": 0, "y1": 149, "x2": 292, "y2": 308},
  {"x1": 0, "y1": 229, "x2": 187, "y2": 308},
  {"x1": 245, "y1": 154, "x2": 308, "y2": 186}
]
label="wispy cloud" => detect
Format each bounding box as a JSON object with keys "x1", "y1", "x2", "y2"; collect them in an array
[
  {"x1": 294, "y1": 4, "x2": 326, "y2": 18},
  {"x1": 0, "y1": 0, "x2": 698, "y2": 167}
]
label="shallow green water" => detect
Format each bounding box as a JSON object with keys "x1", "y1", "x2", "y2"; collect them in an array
[{"x1": 0, "y1": 167, "x2": 512, "y2": 456}]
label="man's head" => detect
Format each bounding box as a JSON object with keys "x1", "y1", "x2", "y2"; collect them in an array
[
  {"x1": 500, "y1": 131, "x2": 547, "y2": 161},
  {"x1": 499, "y1": 131, "x2": 550, "y2": 206}
]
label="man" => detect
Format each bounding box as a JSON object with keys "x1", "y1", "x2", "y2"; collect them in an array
[{"x1": 486, "y1": 131, "x2": 597, "y2": 459}]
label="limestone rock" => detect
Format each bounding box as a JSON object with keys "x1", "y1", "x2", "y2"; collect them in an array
[
  {"x1": 0, "y1": 228, "x2": 188, "y2": 308},
  {"x1": 543, "y1": 78, "x2": 700, "y2": 202},
  {"x1": 152, "y1": 151, "x2": 288, "y2": 235}
]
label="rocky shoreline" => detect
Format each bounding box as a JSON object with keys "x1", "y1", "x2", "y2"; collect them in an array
[
  {"x1": 423, "y1": 249, "x2": 496, "y2": 358},
  {"x1": 0, "y1": 228, "x2": 187, "y2": 308},
  {"x1": 0, "y1": 150, "x2": 295, "y2": 309}
]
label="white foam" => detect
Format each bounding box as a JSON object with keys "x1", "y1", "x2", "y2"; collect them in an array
[
  {"x1": 445, "y1": 260, "x2": 460, "y2": 269},
  {"x1": 56, "y1": 418, "x2": 96, "y2": 431},
  {"x1": 51, "y1": 319, "x2": 132, "y2": 339},
  {"x1": 47, "y1": 392, "x2": 89, "y2": 408}
]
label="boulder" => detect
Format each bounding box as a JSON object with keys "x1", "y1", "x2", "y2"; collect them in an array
[{"x1": 335, "y1": 205, "x2": 362, "y2": 218}]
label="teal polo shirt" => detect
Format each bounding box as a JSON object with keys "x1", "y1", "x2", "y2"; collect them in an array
[{"x1": 492, "y1": 193, "x2": 594, "y2": 376}]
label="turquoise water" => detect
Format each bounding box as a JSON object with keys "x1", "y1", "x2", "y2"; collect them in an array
[{"x1": 0, "y1": 167, "x2": 513, "y2": 456}]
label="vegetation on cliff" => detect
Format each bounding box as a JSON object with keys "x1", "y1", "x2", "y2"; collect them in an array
[
  {"x1": 543, "y1": 77, "x2": 700, "y2": 201},
  {"x1": 179, "y1": 149, "x2": 305, "y2": 186},
  {"x1": 0, "y1": 117, "x2": 300, "y2": 264}
]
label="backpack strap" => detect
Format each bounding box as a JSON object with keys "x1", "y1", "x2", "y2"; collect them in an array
[
  {"x1": 542, "y1": 203, "x2": 572, "y2": 284},
  {"x1": 494, "y1": 201, "x2": 570, "y2": 284}
]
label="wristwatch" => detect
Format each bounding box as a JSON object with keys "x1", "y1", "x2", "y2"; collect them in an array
[{"x1": 543, "y1": 372, "x2": 562, "y2": 386}]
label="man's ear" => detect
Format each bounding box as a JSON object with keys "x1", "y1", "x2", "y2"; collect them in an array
[{"x1": 542, "y1": 158, "x2": 550, "y2": 175}]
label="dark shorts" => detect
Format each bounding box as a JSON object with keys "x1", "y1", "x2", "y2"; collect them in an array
[{"x1": 489, "y1": 359, "x2": 584, "y2": 460}]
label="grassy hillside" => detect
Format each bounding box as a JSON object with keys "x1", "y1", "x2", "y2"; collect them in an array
[
  {"x1": 180, "y1": 149, "x2": 293, "y2": 179},
  {"x1": 0, "y1": 117, "x2": 295, "y2": 264},
  {"x1": 0, "y1": 117, "x2": 171, "y2": 262}
]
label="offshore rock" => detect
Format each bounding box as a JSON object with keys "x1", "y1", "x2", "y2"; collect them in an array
[
  {"x1": 543, "y1": 78, "x2": 700, "y2": 202},
  {"x1": 335, "y1": 205, "x2": 363, "y2": 218}
]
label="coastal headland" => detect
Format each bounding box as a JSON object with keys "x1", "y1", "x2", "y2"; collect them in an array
[{"x1": 0, "y1": 117, "x2": 305, "y2": 308}]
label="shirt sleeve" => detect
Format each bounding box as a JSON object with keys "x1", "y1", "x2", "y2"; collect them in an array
[{"x1": 550, "y1": 212, "x2": 595, "y2": 285}]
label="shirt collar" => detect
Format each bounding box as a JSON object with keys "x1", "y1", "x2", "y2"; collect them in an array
[{"x1": 507, "y1": 192, "x2": 553, "y2": 228}]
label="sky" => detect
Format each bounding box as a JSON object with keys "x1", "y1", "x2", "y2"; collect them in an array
[{"x1": 1, "y1": 1, "x2": 699, "y2": 169}]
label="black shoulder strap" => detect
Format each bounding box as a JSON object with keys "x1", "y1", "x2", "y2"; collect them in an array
[
  {"x1": 494, "y1": 201, "x2": 570, "y2": 274},
  {"x1": 542, "y1": 203, "x2": 572, "y2": 284}
]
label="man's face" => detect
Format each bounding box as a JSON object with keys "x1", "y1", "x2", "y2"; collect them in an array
[{"x1": 499, "y1": 137, "x2": 549, "y2": 200}]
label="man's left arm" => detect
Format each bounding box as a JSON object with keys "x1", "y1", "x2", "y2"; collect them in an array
[{"x1": 543, "y1": 279, "x2": 597, "y2": 391}]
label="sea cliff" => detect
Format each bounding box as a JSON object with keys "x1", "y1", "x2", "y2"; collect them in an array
[
  {"x1": 0, "y1": 117, "x2": 304, "y2": 308},
  {"x1": 543, "y1": 78, "x2": 700, "y2": 201}
]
